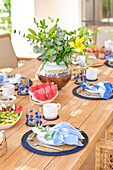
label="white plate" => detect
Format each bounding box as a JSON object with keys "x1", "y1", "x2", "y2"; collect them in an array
[
  {"x1": 30, "y1": 92, "x2": 58, "y2": 105},
  {"x1": 36, "y1": 134, "x2": 65, "y2": 146},
  {"x1": 0, "y1": 74, "x2": 21, "y2": 86},
  {"x1": 30, "y1": 96, "x2": 47, "y2": 105},
  {"x1": 85, "y1": 88, "x2": 99, "y2": 94}
]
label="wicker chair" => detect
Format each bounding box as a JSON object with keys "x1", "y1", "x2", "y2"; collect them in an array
[
  {"x1": 0, "y1": 34, "x2": 33, "y2": 69},
  {"x1": 95, "y1": 125, "x2": 113, "y2": 170},
  {"x1": 96, "y1": 138, "x2": 113, "y2": 170}
]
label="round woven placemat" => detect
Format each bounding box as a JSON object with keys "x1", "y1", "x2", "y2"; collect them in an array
[
  {"x1": 105, "y1": 61, "x2": 113, "y2": 68},
  {"x1": 21, "y1": 124, "x2": 88, "y2": 156},
  {"x1": 72, "y1": 86, "x2": 113, "y2": 100}
]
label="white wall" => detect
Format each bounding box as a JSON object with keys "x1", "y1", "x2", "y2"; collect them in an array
[
  {"x1": 34, "y1": 0, "x2": 82, "y2": 31},
  {"x1": 11, "y1": 0, "x2": 82, "y2": 58},
  {"x1": 11, "y1": 0, "x2": 36, "y2": 58}
]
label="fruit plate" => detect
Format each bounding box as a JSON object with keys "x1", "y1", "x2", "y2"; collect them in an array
[
  {"x1": 30, "y1": 95, "x2": 58, "y2": 105},
  {"x1": 29, "y1": 82, "x2": 58, "y2": 105}
]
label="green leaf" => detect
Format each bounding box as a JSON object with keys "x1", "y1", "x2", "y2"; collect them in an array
[
  {"x1": 51, "y1": 132, "x2": 55, "y2": 138},
  {"x1": 40, "y1": 20, "x2": 43, "y2": 26},
  {"x1": 87, "y1": 44, "x2": 98, "y2": 48},
  {"x1": 49, "y1": 24, "x2": 57, "y2": 34},
  {"x1": 78, "y1": 27, "x2": 84, "y2": 37},
  {"x1": 14, "y1": 29, "x2": 16, "y2": 33},
  {"x1": 56, "y1": 18, "x2": 59, "y2": 23},
  {"x1": 28, "y1": 28, "x2": 37, "y2": 36},
  {"x1": 45, "y1": 126, "x2": 50, "y2": 133},
  {"x1": 84, "y1": 28, "x2": 89, "y2": 34},
  {"x1": 84, "y1": 35, "x2": 90, "y2": 41},
  {"x1": 92, "y1": 30, "x2": 99, "y2": 35},
  {"x1": 27, "y1": 34, "x2": 39, "y2": 41},
  {"x1": 46, "y1": 93, "x2": 49, "y2": 98},
  {"x1": 64, "y1": 61, "x2": 68, "y2": 68},
  {"x1": 33, "y1": 45, "x2": 40, "y2": 53},
  {"x1": 52, "y1": 33, "x2": 58, "y2": 38},
  {"x1": 44, "y1": 134, "x2": 51, "y2": 141},
  {"x1": 34, "y1": 18, "x2": 36, "y2": 23}
]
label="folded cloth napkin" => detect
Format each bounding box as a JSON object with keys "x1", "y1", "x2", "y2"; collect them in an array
[
  {"x1": 81, "y1": 82, "x2": 113, "y2": 100},
  {"x1": 0, "y1": 73, "x2": 8, "y2": 84},
  {"x1": 51, "y1": 122, "x2": 84, "y2": 146},
  {"x1": 8, "y1": 74, "x2": 21, "y2": 84},
  {"x1": 106, "y1": 57, "x2": 113, "y2": 62},
  {"x1": 32, "y1": 122, "x2": 84, "y2": 146}
]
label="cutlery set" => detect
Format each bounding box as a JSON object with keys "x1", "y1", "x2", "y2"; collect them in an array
[{"x1": 27, "y1": 133, "x2": 64, "y2": 151}]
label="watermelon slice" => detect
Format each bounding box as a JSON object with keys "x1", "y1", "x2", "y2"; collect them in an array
[{"x1": 29, "y1": 82, "x2": 58, "y2": 103}]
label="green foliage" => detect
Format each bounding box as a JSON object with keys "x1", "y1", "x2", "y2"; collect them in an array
[
  {"x1": 27, "y1": 17, "x2": 98, "y2": 67},
  {"x1": 0, "y1": 0, "x2": 11, "y2": 34},
  {"x1": 27, "y1": 17, "x2": 75, "y2": 68}
]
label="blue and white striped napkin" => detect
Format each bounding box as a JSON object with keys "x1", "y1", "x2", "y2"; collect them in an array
[{"x1": 81, "y1": 82, "x2": 113, "y2": 100}]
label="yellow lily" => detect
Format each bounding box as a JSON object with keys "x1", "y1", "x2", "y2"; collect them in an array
[{"x1": 69, "y1": 36, "x2": 86, "y2": 52}]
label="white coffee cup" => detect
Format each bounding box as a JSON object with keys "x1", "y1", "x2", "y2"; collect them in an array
[
  {"x1": 86, "y1": 67, "x2": 98, "y2": 80},
  {"x1": 43, "y1": 103, "x2": 61, "y2": 119},
  {"x1": 0, "y1": 84, "x2": 15, "y2": 96}
]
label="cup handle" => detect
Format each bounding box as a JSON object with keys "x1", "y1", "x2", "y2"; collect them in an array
[
  {"x1": 0, "y1": 88, "x2": 2, "y2": 94},
  {"x1": 56, "y1": 103, "x2": 61, "y2": 110}
]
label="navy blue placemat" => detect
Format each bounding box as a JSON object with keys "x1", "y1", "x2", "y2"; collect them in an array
[
  {"x1": 72, "y1": 86, "x2": 113, "y2": 100},
  {"x1": 21, "y1": 124, "x2": 88, "y2": 156},
  {"x1": 105, "y1": 61, "x2": 113, "y2": 68}
]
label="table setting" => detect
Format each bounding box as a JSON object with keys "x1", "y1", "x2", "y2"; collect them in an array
[
  {"x1": 72, "y1": 81, "x2": 113, "y2": 100},
  {"x1": 21, "y1": 122, "x2": 88, "y2": 156}
]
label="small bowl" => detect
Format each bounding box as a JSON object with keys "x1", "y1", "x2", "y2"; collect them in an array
[
  {"x1": 0, "y1": 112, "x2": 22, "y2": 129},
  {"x1": 0, "y1": 95, "x2": 16, "y2": 106}
]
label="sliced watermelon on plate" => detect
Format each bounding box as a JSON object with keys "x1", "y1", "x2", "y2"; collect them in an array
[{"x1": 29, "y1": 82, "x2": 58, "y2": 104}]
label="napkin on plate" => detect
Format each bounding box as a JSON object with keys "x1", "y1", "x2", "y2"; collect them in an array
[
  {"x1": 81, "y1": 82, "x2": 113, "y2": 100},
  {"x1": 106, "y1": 57, "x2": 113, "y2": 62},
  {"x1": 32, "y1": 122, "x2": 84, "y2": 146},
  {"x1": 51, "y1": 122, "x2": 84, "y2": 146},
  {"x1": 0, "y1": 73, "x2": 8, "y2": 84},
  {"x1": 8, "y1": 74, "x2": 21, "y2": 84}
]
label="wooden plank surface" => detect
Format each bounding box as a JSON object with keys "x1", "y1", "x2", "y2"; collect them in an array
[{"x1": 0, "y1": 58, "x2": 113, "y2": 170}]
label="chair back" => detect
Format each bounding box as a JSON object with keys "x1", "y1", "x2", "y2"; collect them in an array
[
  {"x1": 0, "y1": 34, "x2": 18, "y2": 68},
  {"x1": 93, "y1": 25, "x2": 113, "y2": 48}
]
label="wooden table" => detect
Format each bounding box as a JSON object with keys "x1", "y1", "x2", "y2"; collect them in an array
[{"x1": 0, "y1": 58, "x2": 113, "y2": 170}]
